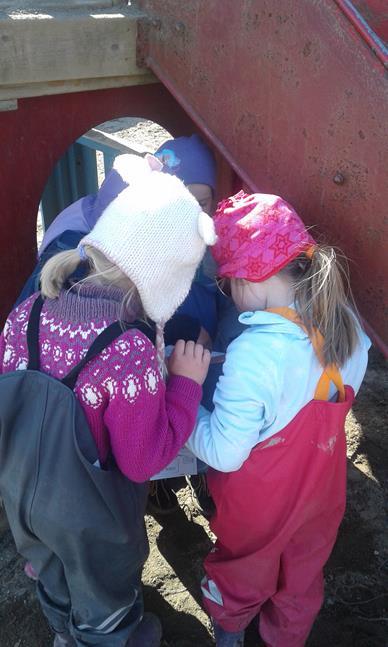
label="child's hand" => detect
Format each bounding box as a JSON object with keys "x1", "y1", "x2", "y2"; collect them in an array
[{"x1": 168, "y1": 340, "x2": 211, "y2": 385}]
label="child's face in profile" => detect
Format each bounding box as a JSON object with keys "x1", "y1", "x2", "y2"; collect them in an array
[
  {"x1": 187, "y1": 183, "x2": 214, "y2": 216},
  {"x1": 231, "y1": 278, "x2": 268, "y2": 313},
  {"x1": 231, "y1": 274, "x2": 295, "y2": 312}
]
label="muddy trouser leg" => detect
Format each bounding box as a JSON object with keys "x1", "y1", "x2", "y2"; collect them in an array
[
  {"x1": 2, "y1": 453, "x2": 148, "y2": 646},
  {"x1": 3, "y1": 505, "x2": 71, "y2": 634},
  {"x1": 54, "y1": 539, "x2": 145, "y2": 646},
  {"x1": 203, "y1": 508, "x2": 343, "y2": 647},
  {"x1": 202, "y1": 544, "x2": 280, "y2": 632},
  {"x1": 31, "y1": 495, "x2": 148, "y2": 646},
  {"x1": 35, "y1": 542, "x2": 145, "y2": 647},
  {"x1": 4, "y1": 496, "x2": 147, "y2": 645},
  {"x1": 259, "y1": 507, "x2": 344, "y2": 647},
  {"x1": 36, "y1": 555, "x2": 72, "y2": 635},
  {"x1": 2, "y1": 468, "x2": 148, "y2": 647}
]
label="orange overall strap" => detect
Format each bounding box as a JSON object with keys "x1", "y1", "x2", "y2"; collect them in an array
[{"x1": 267, "y1": 307, "x2": 345, "y2": 402}]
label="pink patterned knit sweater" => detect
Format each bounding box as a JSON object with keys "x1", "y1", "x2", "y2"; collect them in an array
[{"x1": 0, "y1": 287, "x2": 202, "y2": 483}]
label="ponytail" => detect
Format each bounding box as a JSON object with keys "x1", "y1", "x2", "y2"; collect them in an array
[
  {"x1": 40, "y1": 249, "x2": 83, "y2": 299},
  {"x1": 284, "y1": 246, "x2": 360, "y2": 367}
]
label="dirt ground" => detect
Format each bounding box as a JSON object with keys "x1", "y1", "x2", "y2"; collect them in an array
[
  {"x1": 0, "y1": 346, "x2": 386, "y2": 647},
  {"x1": 3, "y1": 119, "x2": 387, "y2": 645}
]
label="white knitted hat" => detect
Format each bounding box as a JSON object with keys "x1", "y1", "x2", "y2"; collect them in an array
[{"x1": 79, "y1": 155, "x2": 217, "y2": 324}]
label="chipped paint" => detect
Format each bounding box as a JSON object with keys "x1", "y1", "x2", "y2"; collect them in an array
[
  {"x1": 315, "y1": 435, "x2": 338, "y2": 455},
  {"x1": 261, "y1": 436, "x2": 285, "y2": 449}
]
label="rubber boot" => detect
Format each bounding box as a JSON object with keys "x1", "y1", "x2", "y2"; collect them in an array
[
  {"x1": 53, "y1": 632, "x2": 76, "y2": 647},
  {"x1": 213, "y1": 620, "x2": 245, "y2": 646}
]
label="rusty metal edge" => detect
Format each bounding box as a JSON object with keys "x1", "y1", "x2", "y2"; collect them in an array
[
  {"x1": 146, "y1": 56, "x2": 260, "y2": 192},
  {"x1": 334, "y1": 0, "x2": 388, "y2": 67}
]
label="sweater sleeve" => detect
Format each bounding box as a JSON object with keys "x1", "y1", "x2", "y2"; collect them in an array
[
  {"x1": 186, "y1": 330, "x2": 285, "y2": 472},
  {"x1": 103, "y1": 360, "x2": 202, "y2": 482},
  {"x1": 0, "y1": 312, "x2": 14, "y2": 374},
  {"x1": 0, "y1": 331, "x2": 5, "y2": 374}
]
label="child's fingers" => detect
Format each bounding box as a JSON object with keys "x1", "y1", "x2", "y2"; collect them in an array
[
  {"x1": 194, "y1": 342, "x2": 205, "y2": 360},
  {"x1": 202, "y1": 348, "x2": 211, "y2": 366},
  {"x1": 173, "y1": 339, "x2": 186, "y2": 357},
  {"x1": 184, "y1": 340, "x2": 195, "y2": 357}
]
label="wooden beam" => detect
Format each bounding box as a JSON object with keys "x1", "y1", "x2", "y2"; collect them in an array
[{"x1": 0, "y1": 6, "x2": 154, "y2": 100}]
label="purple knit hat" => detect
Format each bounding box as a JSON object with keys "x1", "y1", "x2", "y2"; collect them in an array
[{"x1": 155, "y1": 134, "x2": 217, "y2": 193}]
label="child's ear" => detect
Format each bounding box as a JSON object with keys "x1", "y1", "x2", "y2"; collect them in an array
[{"x1": 198, "y1": 211, "x2": 217, "y2": 245}]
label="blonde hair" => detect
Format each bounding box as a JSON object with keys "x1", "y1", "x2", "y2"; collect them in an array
[
  {"x1": 282, "y1": 245, "x2": 360, "y2": 367},
  {"x1": 41, "y1": 246, "x2": 141, "y2": 318},
  {"x1": 40, "y1": 247, "x2": 166, "y2": 374}
]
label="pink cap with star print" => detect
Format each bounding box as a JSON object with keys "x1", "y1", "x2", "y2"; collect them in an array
[{"x1": 212, "y1": 191, "x2": 316, "y2": 282}]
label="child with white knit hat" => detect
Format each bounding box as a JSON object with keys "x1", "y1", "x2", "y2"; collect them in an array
[
  {"x1": 0, "y1": 155, "x2": 216, "y2": 647},
  {"x1": 79, "y1": 153, "x2": 216, "y2": 371}
]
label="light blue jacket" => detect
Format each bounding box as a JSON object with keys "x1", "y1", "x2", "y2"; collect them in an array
[{"x1": 186, "y1": 309, "x2": 370, "y2": 472}]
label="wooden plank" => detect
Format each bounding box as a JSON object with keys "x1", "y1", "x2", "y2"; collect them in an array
[
  {"x1": 80, "y1": 128, "x2": 151, "y2": 156},
  {"x1": 0, "y1": 8, "x2": 148, "y2": 86},
  {"x1": 0, "y1": 74, "x2": 157, "y2": 102},
  {"x1": 0, "y1": 2, "x2": 125, "y2": 7}
]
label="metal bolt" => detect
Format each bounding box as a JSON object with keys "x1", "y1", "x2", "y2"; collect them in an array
[
  {"x1": 175, "y1": 21, "x2": 185, "y2": 33},
  {"x1": 333, "y1": 172, "x2": 345, "y2": 185}
]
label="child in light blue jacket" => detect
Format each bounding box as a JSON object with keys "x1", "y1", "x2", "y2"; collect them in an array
[{"x1": 186, "y1": 191, "x2": 370, "y2": 647}]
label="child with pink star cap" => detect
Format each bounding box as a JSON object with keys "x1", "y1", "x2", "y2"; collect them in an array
[{"x1": 185, "y1": 191, "x2": 370, "y2": 647}]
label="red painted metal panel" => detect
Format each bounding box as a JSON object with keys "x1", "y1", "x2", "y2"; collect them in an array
[
  {"x1": 0, "y1": 83, "x2": 229, "y2": 325},
  {"x1": 136, "y1": 0, "x2": 388, "y2": 353}
]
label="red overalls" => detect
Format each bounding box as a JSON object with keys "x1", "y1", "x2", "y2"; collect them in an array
[{"x1": 202, "y1": 308, "x2": 354, "y2": 646}]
